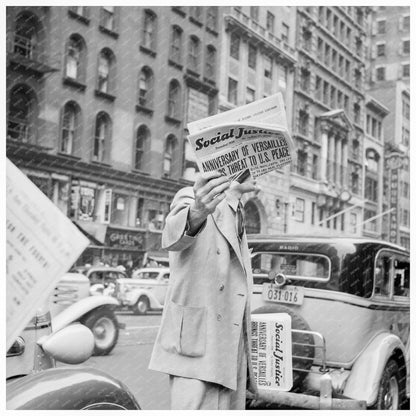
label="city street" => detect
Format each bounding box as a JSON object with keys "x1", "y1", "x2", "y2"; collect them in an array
[{"x1": 61, "y1": 311, "x2": 169, "y2": 410}]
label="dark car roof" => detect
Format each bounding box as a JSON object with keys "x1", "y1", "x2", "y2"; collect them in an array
[{"x1": 247, "y1": 234, "x2": 408, "y2": 254}]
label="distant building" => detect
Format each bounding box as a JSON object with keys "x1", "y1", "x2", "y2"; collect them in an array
[
  {"x1": 6, "y1": 6, "x2": 222, "y2": 267},
  {"x1": 288, "y1": 6, "x2": 372, "y2": 236},
  {"x1": 366, "y1": 6, "x2": 410, "y2": 248},
  {"x1": 218, "y1": 5, "x2": 297, "y2": 234}
]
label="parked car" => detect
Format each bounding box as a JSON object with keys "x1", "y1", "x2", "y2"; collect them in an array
[
  {"x1": 49, "y1": 272, "x2": 121, "y2": 355},
  {"x1": 247, "y1": 235, "x2": 410, "y2": 410},
  {"x1": 6, "y1": 302, "x2": 141, "y2": 410},
  {"x1": 115, "y1": 268, "x2": 170, "y2": 314},
  {"x1": 72, "y1": 266, "x2": 128, "y2": 289}
]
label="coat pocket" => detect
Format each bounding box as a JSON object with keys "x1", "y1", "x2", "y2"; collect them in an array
[
  {"x1": 159, "y1": 301, "x2": 206, "y2": 357},
  {"x1": 180, "y1": 305, "x2": 207, "y2": 357}
]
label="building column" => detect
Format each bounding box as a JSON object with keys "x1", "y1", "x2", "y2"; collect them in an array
[
  {"x1": 335, "y1": 136, "x2": 342, "y2": 186},
  {"x1": 327, "y1": 132, "x2": 335, "y2": 182},
  {"x1": 320, "y1": 122, "x2": 329, "y2": 182},
  {"x1": 342, "y1": 139, "x2": 348, "y2": 188}
]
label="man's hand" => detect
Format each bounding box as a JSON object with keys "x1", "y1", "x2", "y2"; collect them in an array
[{"x1": 187, "y1": 171, "x2": 230, "y2": 233}]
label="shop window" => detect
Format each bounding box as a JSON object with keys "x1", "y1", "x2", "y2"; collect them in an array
[
  {"x1": 167, "y1": 79, "x2": 181, "y2": 119},
  {"x1": 138, "y1": 66, "x2": 154, "y2": 108},
  {"x1": 65, "y1": 34, "x2": 86, "y2": 82},
  {"x1": 170, "y1": 25, "x2": 182, "y2": 64},
  {"x1": 112, "y1": 193, "x2": 128, "y2": 226},
  {"x1": 142, "y1": 9, "x2": 157, "y2": 52},
  {"x1": 93, "y1": 112, "x2": 111, "y2": 162},
  {"x1": 188, "y1": 35, "x2": 200, "y2": 73},
  {"x1": 60, "y1": 101, "x2": 81, "y2": 154},
  {"x1": 135, "y1": 125, "x2": 149, "y2": 171},
  {"x1": 7, "y1": 84, "x2": 38, "y2": 143}
]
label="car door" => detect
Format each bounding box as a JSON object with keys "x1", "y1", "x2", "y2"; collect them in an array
[{"x1": 153, "y1": 272, "x2": 169, "y2": 305}]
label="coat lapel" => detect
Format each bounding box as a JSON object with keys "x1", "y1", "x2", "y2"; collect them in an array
[{"x1": 211, "y1": 200, "x2": 245, "y2": 270}]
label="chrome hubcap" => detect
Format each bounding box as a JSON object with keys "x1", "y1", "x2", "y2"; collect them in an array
[
  {"x1": 384, "y1": 376, "x2": 399, "y2": 409},
  {"x1": 93, "y1": 317, "x2": 115, "y2": 348}
]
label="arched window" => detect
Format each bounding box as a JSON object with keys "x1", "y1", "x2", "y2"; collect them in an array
[
  {"x1": 7, "y1": 84, "x2": 38, "y2": 143},
  {"x1": 205, "y1": 45, "x2": 216, "y2": 80},
  {"x1": 188, "y1": 35, "x2": 200, "y2": 73},
  {"x1": 135, "y1": 125, "x2": 150, "y2": 171},
  {"x1": 163, "y1": 135, "x2": 177, "y2": 177},
  {"x1": 167, "y1": 80, "x2": 181, "y2": 119},
  {"x1": 61, "y1": 101, "x2": 81, "y2": 154},
  {"x1": 93, "y1": 112, "x2": 111, "y2": 162},
  {"x1": 142, "y1": 9, "x2": 157, "y2": 51},
  {"x1": 14, "y1": 12, "x2": 40, "y2": 59},
  {"x1": 170, "y1": 25, "x2": 183, "y2": 64},
  {"x1": 65, "y1": 34, "x2": 86, "y2": 81},
  {"x1": 97, "y1": 48, "x2": 115, "y2": 94},
  {"x1": 138, "y1": 67, "x2": 154, "y2": 108},
  {"x1": 244, "y1": 200, "x2": 261, "y2": 234}
]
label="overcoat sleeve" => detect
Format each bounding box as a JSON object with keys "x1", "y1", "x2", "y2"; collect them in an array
[{"x1": 162, "y1": 187, "x2": 206, "y2": 252}]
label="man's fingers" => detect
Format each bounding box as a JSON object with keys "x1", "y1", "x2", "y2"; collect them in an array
[
  {"x1": 200, "y1": 175, "x2": 230, "y2": 195},
  {"x1": 205, "y1": 192, "x2": 226, "y2": 211},
  {"x1": 204, "y1": 181, "x2": 230, "y2": 201},
  {"x1": 194, "y1": 171, "x2": 224, "y2": 187}
]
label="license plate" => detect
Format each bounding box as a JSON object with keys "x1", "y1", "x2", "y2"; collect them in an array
[{"x1": 262, "y1": 284, "x2": 304, "y2": 305}]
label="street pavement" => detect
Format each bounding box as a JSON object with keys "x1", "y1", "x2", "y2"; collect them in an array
[{"x1": 61, "y1": 311, "x2": 169, "y2": 410}]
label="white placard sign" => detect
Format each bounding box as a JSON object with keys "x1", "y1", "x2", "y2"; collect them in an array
[
  {"x1": 6, "y1": 159, "x2": 89, "y2": 350},
  {"x1": 251, "y1": 313, "x2": 293, "y2": 391}
]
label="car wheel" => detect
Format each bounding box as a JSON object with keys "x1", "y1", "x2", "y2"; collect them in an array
[
  {"x1": 252, "y1": 304, "x2": 315, "y2": 389},
  {"x1": 81, "y1": 308, "x2": 119, "y2": 356},
  {"x1": 134, "y1": 296, "x2": 150, "y2": 315},
  {"x1": 374, "y1": 359, "x2": 403, "y2": 410}
]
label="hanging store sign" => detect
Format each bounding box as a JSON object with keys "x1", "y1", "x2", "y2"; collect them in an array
[
  {"x1": 105, "y1": 227, "x2": 145, "y2": 250},
  {"x1": 389, "y1": 168, "x2": 399, "y2": 244}
]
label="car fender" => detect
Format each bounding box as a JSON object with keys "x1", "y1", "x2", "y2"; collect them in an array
[
  {"x1": 6, "y1": 367, "x2": 141, "y2": 410},
  {"x1": 126, "y1": 288, "x2": 162, "y2": 309},
  {"x1": 343, "y1": 332, "x2": 406, "y2": 406},
  {"x1": 52, "y1": 296, "x2": 119, "y2": 332}
]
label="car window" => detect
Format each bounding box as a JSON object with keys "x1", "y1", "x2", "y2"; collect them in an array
[
  {"x1": 393, "y1": 257, "x2": 410, "y2": 297},
  {"x1": 252, "y1": 252, "x2": 330, "y2": 283},
  {"x1": 89, "y1": 272, "x2": 103, "y2": 285},
  {"x1": 136, "y1": 271, "x2": 159, "y2": 280},
  {"x1": 374, "y1": 253, "x2": 392, "y2": 297}
]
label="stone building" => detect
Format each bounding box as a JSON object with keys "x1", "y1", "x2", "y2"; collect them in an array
[
  {"x1": 289, "y1": 6, "x2": 373, "y2": 236},
  {"x1": 6, "y1": 6, "x2": 222, "y2": 267},
  {"x1": 217, "y1": 5, "x2": 297, "y2": 234},
  {"x1": 366, "y1": 6, "x2": 410, "y2": 249}
]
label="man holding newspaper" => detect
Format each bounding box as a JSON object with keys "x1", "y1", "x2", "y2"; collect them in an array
[{"x1": 149, "y1": 94, "x2": 294, "y2": 409}]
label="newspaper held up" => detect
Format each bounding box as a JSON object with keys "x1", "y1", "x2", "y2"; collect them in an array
[
  {"x1": 6, "y1": 159, "x2": 89, "y2": 350},
  {"x1": 251, "y1": 313, "x2": 293, "y2": 392},
  {"x1": 187, "y1": 93, "x2": 295, "y2": 181}
]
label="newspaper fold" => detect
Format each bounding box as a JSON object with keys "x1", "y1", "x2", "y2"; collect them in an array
[{"x1": 187, "y1": 93, "x2": 295, "y2": 181}]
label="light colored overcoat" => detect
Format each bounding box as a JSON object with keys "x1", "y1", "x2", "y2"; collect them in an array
[{"x1": 149, "y1": 187, "x2": 257, "y2": 393}]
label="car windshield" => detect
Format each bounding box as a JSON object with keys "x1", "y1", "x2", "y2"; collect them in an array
[
  {"x1": 252, "y1": 252, "x2": 330, "y2": 284},
  {"x1": 135, "y1": 271, "x2": 160, "y2": 280}
]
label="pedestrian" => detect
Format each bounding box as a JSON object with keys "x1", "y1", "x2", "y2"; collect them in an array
[{"x1": 149, "y1": 170, "x2": 259, "y2": 410}]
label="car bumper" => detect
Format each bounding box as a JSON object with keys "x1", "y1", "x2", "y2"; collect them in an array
[{"x1": 247, "y1": 373, "x2": 366, "y2": 410}]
